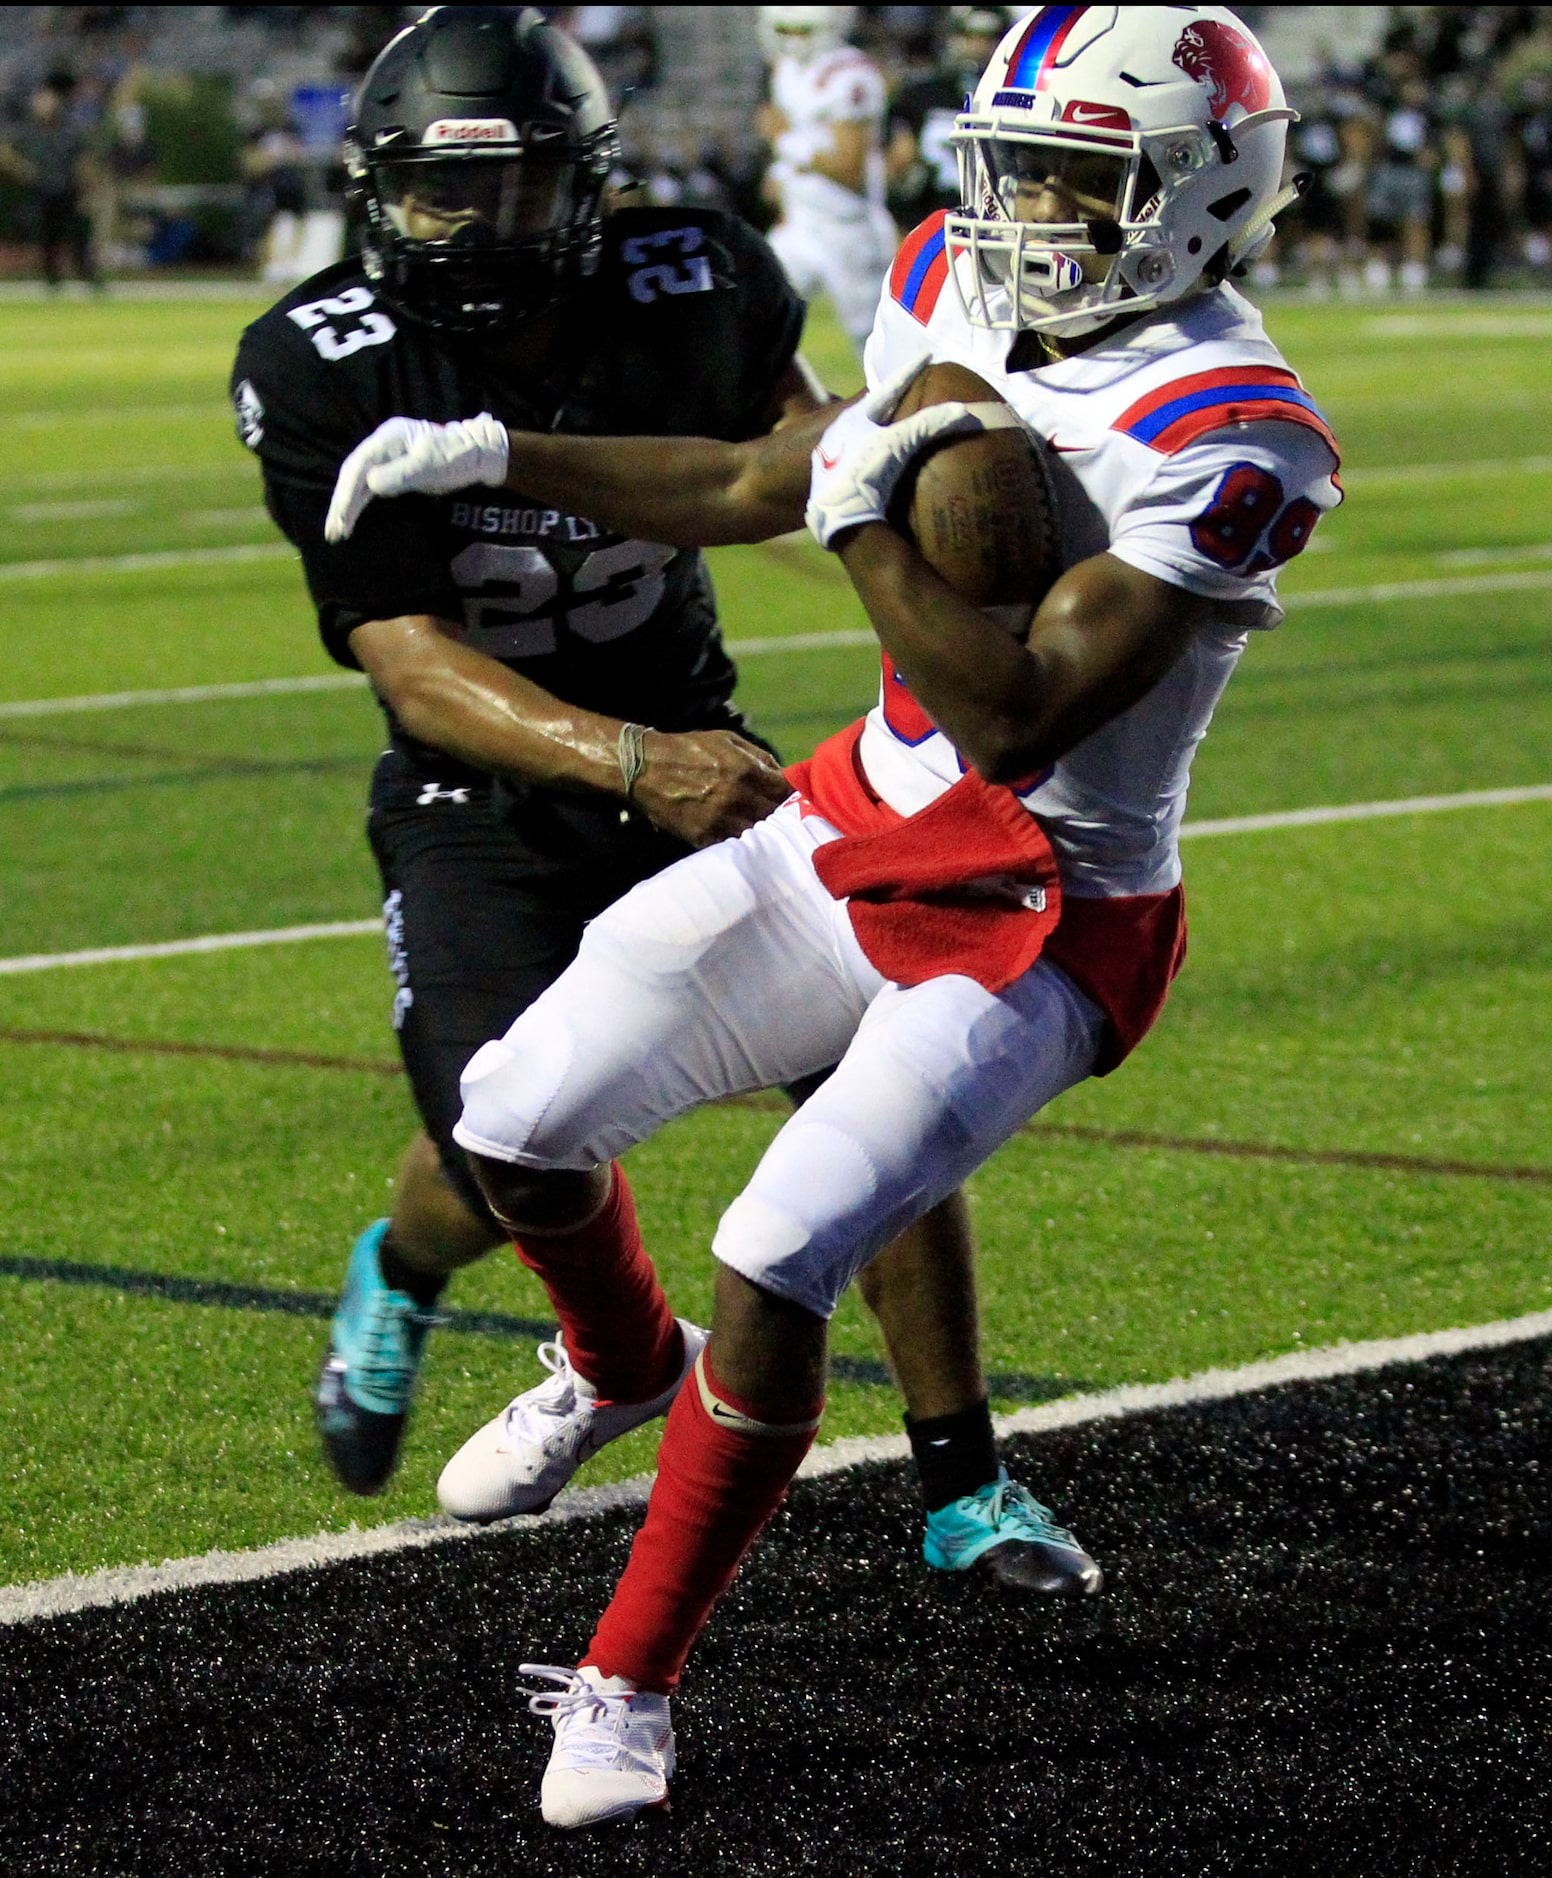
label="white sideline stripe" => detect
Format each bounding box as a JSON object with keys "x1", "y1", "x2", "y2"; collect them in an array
[
  {"x1": 1340, "y1": 454, "x2": 1552, "y2": 488},
  {"x1": 3, "y1": 547, "x2": 1552, "y2": 614},
  {"x1": 3, "y1": 782, "x2": 1549, "y2": 979},
  {"x1": 0, "y1": 922, "x2": 382, "y2": 978},
  {"x1": 7, "y1": 556, "x2": 1552, "y2": 719},
  {"x1": 0, "y1": 673, "x2": 367, "y2": 719},
  {"x1": 0, "y1": 543, "x2": 292, "y2": 582},
  {"x1": 1284, "y1": 567, "x2": 1552, "y2": 609},
  {"x1": 1179, "y1": 782, "x2": 1552, "y2": 839},
  {"x1": 6, "y1": 1305, "x2": 1552, "y2": 1629},
  {"x1": 734, "y1": 627, "x2": 876, "y2": 654},
  {"x1": 0, "y1": 402, "x2": 231, "y2": 429}
]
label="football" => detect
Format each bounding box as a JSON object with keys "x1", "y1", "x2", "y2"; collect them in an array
[{"x1": 889, "y1": 362, "x2": 1062, "y2": 615}]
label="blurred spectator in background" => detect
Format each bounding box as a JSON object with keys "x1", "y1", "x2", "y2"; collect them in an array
[
  {"x1": 884, "y1": 4, "x2": 1005, "y2": 226},
  {"x1": 237, "y1": 78, "x2": 310, "y2": 280},
  {"x1": 1283, "y1": 58, "x2": 1371, "y2": 297},
  {"x1": 6, "y1": 4, "x2": 1552, "y2": 300},
  {"x1": 553, "y1": 6, "x2": 657, "y2": 106},
  {"x1": 1514, "y1": 73, "x2": 1552, "y2": 276},
  {"x1": 15, "y1": 72, "x2": 101, "y2": 289},
  {"x1": 1501, "y1": 11, "x2": 1552, "y2": 276},
  {"x1": 757, "y1": 4, "x2": 896, "y2": 357},
  {"x1": 1263, "y1": 4, "x2": 1552, "y2": 295},
  {"x1": 1363, "y1": 64, "x2": 1439, "y2": 293}
]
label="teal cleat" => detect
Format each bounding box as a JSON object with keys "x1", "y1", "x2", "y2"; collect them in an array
[
  {"x1": 314, "y1": 1219, "x2": 441, "y2": 1495},
  {"x1": 923, "y1": 1467, "x2": 1103, "y2": 1597}
]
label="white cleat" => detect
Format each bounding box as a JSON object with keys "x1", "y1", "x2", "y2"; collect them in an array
[
  {"x1": 523, "y1": 1663, "x2": 674, "y2": 1829},
  {"x1": 437, "y1": 1319, "x2": 708, "y2": 1521}
]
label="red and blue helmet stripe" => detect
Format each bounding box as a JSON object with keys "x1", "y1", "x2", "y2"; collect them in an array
[
  {"x1": 889, "y1": 212, "x2": 951, "y2": 326},
  {"x1": 1114, "y1": 367, "x2": 1340, "y2": 459},
  {"x1": 1002, "y1": 5, "x2": 1090, "y2": 92}
]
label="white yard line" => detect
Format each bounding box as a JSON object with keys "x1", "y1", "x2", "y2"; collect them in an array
[
  {"x1": 1339, "y1": 455, "x2": 1552, "y2": 488},
  {"x1": 0, "y1": 552, "x2": 1548, "y2": 608},
  {"x1": 2, "y1": 782, "x2": 1548, "y2": 979},
  {"x1": 1179, "y1": 783, "x2": 1552, "y2": 839},
  {"x1": 1284, "y1": 566, "x2": 1552, "y2": 609},
  {"x1": 6, "y1": 555, "x2": 1552, "y2": 718},
  {"x1": 0, "y1": 402, "x2": 231, "y2": 429},
  {"x1": 734, "y1": 627, "x2": 877, "y2": 654},
  {"x1": 0, "y1": 543, "x2": 293, "y2": 581},
  {"x1": 0, "y1": 673, "x2": 367, "y2": 719},
  {"x1": 5, "y1": 1304, "x2": 1550, "y2": 1628},
  {"x1": 0, "y1": 464, "x2": 260, "y2": 496},
  {"x1": 0, "y1": 922, "x2": 381, "y2": 978}
]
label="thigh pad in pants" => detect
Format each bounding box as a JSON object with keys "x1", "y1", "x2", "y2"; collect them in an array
[
  {"x1": 454, "y1": 803, "x2": 878, "y2": 1172},
  {"x1": 711, "y1": 958, "x2": 1105, "y2": 1319}
]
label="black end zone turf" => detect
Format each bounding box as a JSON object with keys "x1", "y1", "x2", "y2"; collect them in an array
[{"x1": 4, "y1": 1339, "x2": 1551, "y2": 1877}]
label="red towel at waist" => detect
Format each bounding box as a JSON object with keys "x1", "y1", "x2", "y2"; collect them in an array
[{"x1": 785, "y1": 721, "x2": 1186, "y2": 1073}]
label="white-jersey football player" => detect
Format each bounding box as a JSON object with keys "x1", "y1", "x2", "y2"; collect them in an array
[
  {"x1": 757, "y1": 4, "x2": 897, "y2": 353},
  {"x1": 327, "y1": 7, "x2": 1339, "y2": 1830}
]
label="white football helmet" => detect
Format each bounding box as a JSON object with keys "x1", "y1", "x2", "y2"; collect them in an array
[
  {"x1": 947, "y1": 5, "x2": 1300, "y2": 338},
  {"x1": 758, "y1": 6, "x2": 856, "y2": 64}
]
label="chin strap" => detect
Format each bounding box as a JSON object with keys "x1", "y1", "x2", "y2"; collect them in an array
[{"x1": 1228, "y1": 172, "x2": 1311, "y2": 268}]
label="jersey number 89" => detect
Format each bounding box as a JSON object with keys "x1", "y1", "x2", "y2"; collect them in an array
[{"x1": 1191, "y1": 461, "x2": 1321, "y2": 578}]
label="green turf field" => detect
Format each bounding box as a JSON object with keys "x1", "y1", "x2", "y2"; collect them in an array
[{"x1": 1, "y1": 288, "x2": 1549, "y2": 1587}]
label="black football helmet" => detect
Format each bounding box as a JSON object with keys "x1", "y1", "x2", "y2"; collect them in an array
[{"x1": 348, "y1": 5, "x2": 618, "y2": 333}]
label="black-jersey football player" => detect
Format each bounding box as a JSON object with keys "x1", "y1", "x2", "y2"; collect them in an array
[
  {"x1": 234, "y1": 5, "x2": 1095, "y2": 1597},
  {"x1": 885, "y1": 7, "x2": 1008, "y2": 225}
]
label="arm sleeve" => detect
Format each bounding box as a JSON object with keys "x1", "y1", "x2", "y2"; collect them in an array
[
  {"x1": 231, "y1": 321, "x2": 460, "y2": 668},
  {"x1": 1106, "y1": 422, "x2": 1343, "y2": 605}
]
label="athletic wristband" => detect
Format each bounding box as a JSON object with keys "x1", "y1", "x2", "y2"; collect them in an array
[{"x1": 618, "y1": 722, "x2": 648, "y2": 799}]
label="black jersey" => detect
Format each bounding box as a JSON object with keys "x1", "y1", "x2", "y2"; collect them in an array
[
  {"x1": 888, "y1": 72, "x2": 968, "y2": 223},
  {"x1": 232, "y1": 207, "x2": 803, "y2": 777}
]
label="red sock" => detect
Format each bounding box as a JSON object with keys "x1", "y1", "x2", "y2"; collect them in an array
[
  {"x1": 583, "y1": 1349, "x2": 822, "y2": 1693},
  {"x1": 507, "y1": 1164, "x2": 679, "y2": 1403}
]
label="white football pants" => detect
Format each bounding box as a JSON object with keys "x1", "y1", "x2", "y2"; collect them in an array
[
  {"x1": 768, "y1": 204, "x2": 898, "y2": 353},
  {"x1": 454, "y1": 801, "x2": 1103, "y2": 1320}
]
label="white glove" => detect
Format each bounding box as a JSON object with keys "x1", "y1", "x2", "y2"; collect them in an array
[
  {"x1": 804, "y1": 356, "x2": 1023, "y2": 551},
  {"x1": 325, "y1": 411, "x2": 509, "y2": 543}
]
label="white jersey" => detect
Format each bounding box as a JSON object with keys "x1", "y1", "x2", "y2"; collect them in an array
[
  {"x1": 861, "y1": 227, "x2": 1343, "y2": 897},
  {"x1": 770, "y1": 46, "x2": 887, "y2": 222}
]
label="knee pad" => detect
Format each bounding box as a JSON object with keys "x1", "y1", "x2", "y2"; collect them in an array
[
  {"x1": 712, "y1": 1118, "x2": 899, "y2": 1322},
  {"x1": 455, "y1": 1006, "x2": 583, "y2": 1169}
]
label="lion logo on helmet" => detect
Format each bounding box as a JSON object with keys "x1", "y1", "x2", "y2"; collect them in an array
[{"x1": 1172, "y1": 19, "x2": 1273, "y2": 118}]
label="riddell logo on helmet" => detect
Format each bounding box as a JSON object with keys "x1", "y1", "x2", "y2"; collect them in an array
[
  {"x1": 424, "y1": 118, "x2": 520, "y2": 144},
  {"x1": 1171, "y1": 21, "x2": 1273, "y2": 117}
]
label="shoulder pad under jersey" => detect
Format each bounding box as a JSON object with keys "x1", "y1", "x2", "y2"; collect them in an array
[
  {"x1": 1110, "y1": 364, "x2": 1340, "y2": 464},
  {"x1": 888, "y1": 212, "x2": 952, "y2": 326}
]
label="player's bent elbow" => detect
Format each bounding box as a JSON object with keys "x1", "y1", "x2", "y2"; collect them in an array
[
  {"x1": 973, "y1": 743, "x2": 1047, "y2": 789},
  {"x1": 955, "y1": 710, "x2": 1050, "y2": 788}
]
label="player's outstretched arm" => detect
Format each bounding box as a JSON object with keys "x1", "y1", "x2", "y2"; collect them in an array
[
  {"x1": 837, "y1": 527, "x2": 1209, "y2": 787},
  {"x1": 501, "y1": 406, "x2": 835, "y2": 547},
  {"x1": 327, "y1": 375, "x2": 845, "y2": 550},
  {"x1": 351, "y1": 614, "x2": 791, "y2": 846}
]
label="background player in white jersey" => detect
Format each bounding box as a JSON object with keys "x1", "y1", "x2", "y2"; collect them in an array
[
  {"x1": 328, "y1": 6, "x2": 1340, "y2": 1828},
  {"x1": 757, "y1": 4, "x2": 898, "y2": 355}
]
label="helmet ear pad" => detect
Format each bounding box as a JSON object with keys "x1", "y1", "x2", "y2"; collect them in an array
[{"x1": 349, "y1": 6, "x2": 619, "y2": 334}]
